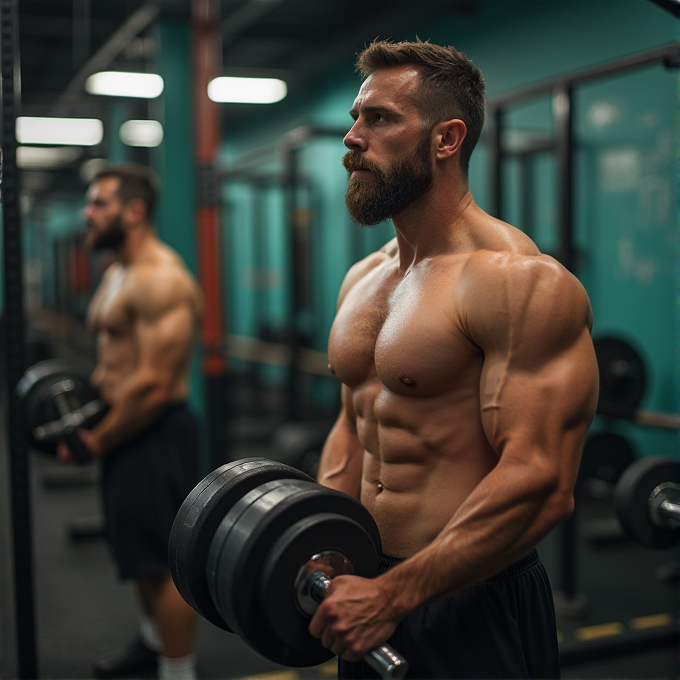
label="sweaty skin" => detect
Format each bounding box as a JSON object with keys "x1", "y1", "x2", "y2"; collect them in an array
[
  {"x1": 58, "y1": 176, "x2": 202, "y2": 459},
  {"x1": 309, "y1": 65, "x2": 599, "y2": 662}
]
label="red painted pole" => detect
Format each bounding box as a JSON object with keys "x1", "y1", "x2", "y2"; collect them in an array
[{"x1": 192, "y1": 0, "x2": 229, "y2": 467}]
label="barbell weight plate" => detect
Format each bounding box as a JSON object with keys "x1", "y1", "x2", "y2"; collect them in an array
[
  {"x1": 593, "y1": 337, "x2": 647, "y2": 419},
  {"x1": 614, "y1": 456, "x2": 680, "y2": 549},
  {"x1": 578, "y1": 431, "x2": 637, "y2": 498},
  {"x1": 260, "y1": 513, "x2": 380, "y2": 652},
  {"x1": 16, "y1": 359, "x2": 101, "y2": 455},
  {"x1": 208, "y1": 479, "x2": 381, "y2": 667},
  {"x1": 168, "y1": 458, "x2": 313, "y2": 631}
]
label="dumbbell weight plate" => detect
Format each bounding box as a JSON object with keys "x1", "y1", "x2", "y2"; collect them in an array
[
  {"x1": 578, "y1": 431, "x2": 636, "y2": 498},
  {"x1": 208, "y1": 479, "x2": 381, "y2": 667},
  {"x1": 261, "y1": 513, "x2": 380, "y2": 650},
  {"x1": 169, "y1": 458, "x2": 313, "y2": 631},
  {"x1": 594, "y1": 337, "x2": 647, "y2": 419},
  {"x1": 614, "y1": 456, "x2": 680, "y2": 549},
  {"x1": 16, "y1": 359, "x2": 100, "y2": 455}
]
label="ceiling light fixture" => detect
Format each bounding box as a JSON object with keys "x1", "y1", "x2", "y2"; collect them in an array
[
  {"x1": 17, "y1": 146, "x2": 82, "y2": 169},
  {"x1": 207, "y1": 76, "x2": 287, "y2": 104},
  {"x1": 85, "y1": 71, "x2": 164, "y2": 98},
  {"x1": 16, "y1": 117, "x2": 104, "y2": 146},
  {"x1": 120, "y1": 120, "x2": 164, "y2": 147}
]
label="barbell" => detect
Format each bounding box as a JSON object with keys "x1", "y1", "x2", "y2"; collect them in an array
[
  {"x1": 614, "y1": 456, "x2": 680, "y2": 549},
  {"x1": 169, "y1": 458, "x2": 408, "y2": 678},
  {"x1": 16, "y1": 359, "x2": 105, "y2": 464}
]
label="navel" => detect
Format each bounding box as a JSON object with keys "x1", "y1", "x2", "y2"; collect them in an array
[{"x1": 377, "y1": 481, "x2": 384, "y2": 493}]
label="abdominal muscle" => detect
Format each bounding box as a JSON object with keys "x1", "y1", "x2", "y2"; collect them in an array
[{"x1": 357, "y1": 389, "x2": 499, "y2": 557}]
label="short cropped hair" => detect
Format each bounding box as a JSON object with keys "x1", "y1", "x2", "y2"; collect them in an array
[
  {"x1": 356, "y1": 39, "x2": 486, "y2": 175},
  {"x1": 94, "y1": 163, "x2": 160, "y2": 222}
]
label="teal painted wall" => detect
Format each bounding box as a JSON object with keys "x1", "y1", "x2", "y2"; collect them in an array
[{"x1": 217, "y1": 0, "x2": 679, "y2": 457}]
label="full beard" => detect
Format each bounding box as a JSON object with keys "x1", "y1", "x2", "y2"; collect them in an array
[
  {"x1": 87, "y1": 214, "x2": 126, "y2": 251},
  {"x1": 343, "y1": 135, "x2": 433, "y2": 226}
]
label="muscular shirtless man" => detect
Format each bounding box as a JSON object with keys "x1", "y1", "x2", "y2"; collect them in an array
[
  {"x1": 309, "y1": 40, "x2": 599, "y2": 679},
  {"x1": 58, "y1": 164, "x2": 202, "y2": 680}
]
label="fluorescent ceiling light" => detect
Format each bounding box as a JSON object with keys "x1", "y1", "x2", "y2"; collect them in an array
[
  {"x1": 16, "y1": 117, "x2": 103, "y2": 146},
  {"x1": 17, "y1": 146, "x2": 82, "y2": 168},
  {"x1": 120, "y1": 120, "x2": 164, "y2": 147},
  {"x1": 85, "y1": 71, "x2": 164, "y2": 98},
  {"x1": 207, "y1": 76, "x2": 287, "y2": 104}
]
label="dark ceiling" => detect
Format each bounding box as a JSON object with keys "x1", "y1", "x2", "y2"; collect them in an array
[
  {"x1": 10, "y1": 0, "x2": 478, "y2": 193},
  {"x1": 16, "y1": 0, "x2": 478, "y2": 120}
]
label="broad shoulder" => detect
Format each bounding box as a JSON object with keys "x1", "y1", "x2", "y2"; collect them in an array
[
  {"x1": 460, "y1": 251, "x2": 593, "y2": 349},
  {"x1": 124, "y1": 244, "x2": 202, "y2": 319}
]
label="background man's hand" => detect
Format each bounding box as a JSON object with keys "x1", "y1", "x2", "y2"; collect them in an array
[
  {"x1": 308, "y1": 574, "x2": 399, "y2": 661},
  {"x1": 56, "y1": 428, "x2": 102, "y2": 463}
]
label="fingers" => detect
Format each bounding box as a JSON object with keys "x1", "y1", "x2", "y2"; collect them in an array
[{"x1": 56, "y1": 442, "x2": 73, "y2": 463}]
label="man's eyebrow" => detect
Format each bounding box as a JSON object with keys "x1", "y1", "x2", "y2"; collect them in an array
[{"x1": 349, "y1": 105, "x2": 397, "y2": 119}]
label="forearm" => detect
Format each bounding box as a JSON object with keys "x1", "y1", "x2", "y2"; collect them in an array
[
  {"x1": 378, "y1": 455, "x2": 572, "y2": 618},
  {"x1": 90, "y1": 375, "x2": 172, "y2": 455}
]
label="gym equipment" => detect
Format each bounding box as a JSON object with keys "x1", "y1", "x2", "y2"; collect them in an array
[
  {"x1": 170, "y1": 458, "x2": 408, "y2": 678},
  {"x1": 16, "y1": 359, "x2": 105, "y2": 464},
  {"x1": 614, "y1": 456, "x2": 680, "y2": 549},
  {"x1": 594, "y1": 337, "x2": 647, "y2": 419},
  {"x1": 271, "y1": 420, "x2": 330, "y2": 479},
  {"x1": 578, "y1": 431, "x2": 637, "y2": 499},
  {"x1": 169, "y1": 458, "x2": 313, "y2": 631},
  {"x1": 593, "y1": 336, "x2": 680, "y2": 429}
]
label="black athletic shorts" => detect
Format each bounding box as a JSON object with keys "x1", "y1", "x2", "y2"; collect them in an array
[
  {"x1": 100, "y1": 403, "x2": 199, "y2": 580},
  {"x1": 339, "y1": 548, "x2": 560, "y2": 680}
]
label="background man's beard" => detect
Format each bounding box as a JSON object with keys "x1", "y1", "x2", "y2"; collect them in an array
[
  {"x1": 89, "y1": 217, "x2": 126, "y2": 251},
  {"x1": 344, "y1": 138, "x2": 433, "y2": 226}
]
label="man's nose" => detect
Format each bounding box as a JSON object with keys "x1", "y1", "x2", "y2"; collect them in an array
[{"x1": 343, "y1": 122, "x2": 366, "y2": 152}]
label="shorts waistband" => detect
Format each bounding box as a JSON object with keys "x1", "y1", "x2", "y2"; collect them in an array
[{"x1": 379, "y1": 547, "x2": 540, "y2": 580}]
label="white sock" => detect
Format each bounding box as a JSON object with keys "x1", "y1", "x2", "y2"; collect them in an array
[
  {"x1": 159, "y1": 654, "x2": 197, "y2": 680},
  {"x1": 139, "y1": 614, "x2": 161, "y2": 652}
]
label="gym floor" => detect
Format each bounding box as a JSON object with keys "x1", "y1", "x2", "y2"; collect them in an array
[{"x1": 1, "y1": 390, "x2": 679, "y2": 679}]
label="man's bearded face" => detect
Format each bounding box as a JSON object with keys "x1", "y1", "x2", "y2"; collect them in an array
[
  {"x1": 343, "y1": 131, "x2": 433, "y2": 226},
  {"x1": 87, "y1": 210, "x2": 126, "y2": 251}
]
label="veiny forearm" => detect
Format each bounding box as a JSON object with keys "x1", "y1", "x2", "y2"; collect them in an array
[{"x1": 378, "y1": 453, "x2": 572, "y2": 619}]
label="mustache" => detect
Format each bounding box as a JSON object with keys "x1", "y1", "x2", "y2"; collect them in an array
[{"x1": 342, "y1": 151, "x2": 382, "y2": 175}]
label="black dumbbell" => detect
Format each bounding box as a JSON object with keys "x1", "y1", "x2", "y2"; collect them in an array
[
  {"x1": 170, "y1": 458, "x2": 408, "y2": 678},
  {"x1": 16, "y1": 359, "x2": 106, "y2": 464}
]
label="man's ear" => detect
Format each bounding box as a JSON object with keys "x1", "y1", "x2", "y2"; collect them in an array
[
  {"x1": 434, "y1": 119, "x2": 467, "y2": 161},
  {"x1": 123, "y1": 197, "x2": 148, "y2": 225}
]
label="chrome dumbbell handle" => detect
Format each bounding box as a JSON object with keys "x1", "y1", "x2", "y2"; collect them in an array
[
  {"x1": 32, "y1": 380, "x2": 102, "y2": 464},
  {"x1": 650, "y1": 483, "x2": 680, "y2": 527},
  {"x1": 298, "y1": 568, "x2": 409, "y2": 679}
]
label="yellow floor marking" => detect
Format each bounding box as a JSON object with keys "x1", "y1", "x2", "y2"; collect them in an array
[
  {"x1": 629, "y1": 613, "x2": 673, "y2": 630},
  {"x1": 242, "y1": 672, "x2": 299, "y2": 680},
  {"x1": 575, "y1": 622, "x2": 624, "y2": 641}
]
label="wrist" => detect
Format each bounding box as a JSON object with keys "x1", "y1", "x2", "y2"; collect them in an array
[{"x1": 376, "y1": 568, "x2": 422, "y2": 621}]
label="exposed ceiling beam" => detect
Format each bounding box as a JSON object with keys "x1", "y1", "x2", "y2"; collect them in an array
[
  {"x1": 221, "y1": 0, "x2": 286, "y2": 47},
  {"x1": 50, "y1": 0, "x2": 161, "y2": 117}
]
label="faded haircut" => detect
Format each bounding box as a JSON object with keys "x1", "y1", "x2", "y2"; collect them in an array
[
  {"x1": 356, "y1": 39, "x2": 486, "y2": 175},
  {"x1": 94, "y1": 163, "x2": 160, "y2": 222}
]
